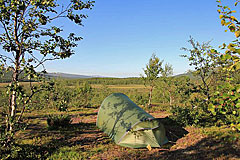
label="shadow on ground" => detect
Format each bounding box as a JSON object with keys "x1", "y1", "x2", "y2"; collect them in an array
[
  {"x1": 12, "y1": 121, "x2": 110, "y2": 159},
  {"x1": 8, "y1": 115, "x2": 240, "y2": 160},
  {"x1": 131, "y1": 137, "x2": 240, "y2": 160}
]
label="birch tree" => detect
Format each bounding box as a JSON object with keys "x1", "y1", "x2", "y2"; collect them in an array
[{"x1": 0, "y1": 0, "x2": 94, "y2": 144}]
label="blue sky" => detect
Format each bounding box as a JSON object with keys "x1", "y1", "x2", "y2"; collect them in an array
[{"x1": 45, "y1": 0, "x2": 236, "y2": 77}]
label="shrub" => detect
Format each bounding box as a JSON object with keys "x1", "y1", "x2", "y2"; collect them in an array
[
  {"x1": 57, "y1": 100, "x2": 68, "y2": 112},
  {"x1": 131, "y1": 92, "x2": 148, "y2": 106},
  {"x1": 170, "y1": 106, "x2": 214, "y2": 127},
  {"x1": 47, "y1": 114, "x2": 72, "y2": 129},
  {"x1": 208, "y1": 84, "x2": 240, "y2": 131},
  {"x1": 170, "y1": 106, "x2": 193, "y2": 126}
]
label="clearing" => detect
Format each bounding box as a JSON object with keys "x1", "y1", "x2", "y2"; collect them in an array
[{"x1": 14, "y1": 107, "x2": 240, "y2": 160}]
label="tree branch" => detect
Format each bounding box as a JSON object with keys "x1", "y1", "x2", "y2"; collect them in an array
[
  {"x1": 0, "y1": 54, "x2": 15, "y2": 64},
  {"x1": 0, "y1": 20, "x2": 13, "y2": 47},
  {"x1": 49, "y1": 3, "x2": 72, "y2": 21}
]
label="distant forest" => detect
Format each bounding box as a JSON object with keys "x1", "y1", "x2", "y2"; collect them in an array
[{"x1": 0, "y1": 70, "x2": 195, "y2": 84}]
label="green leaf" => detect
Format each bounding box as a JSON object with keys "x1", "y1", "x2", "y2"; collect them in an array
[
  {"x1": 224, "y1": 54, "x2": 232, "y2": 60},
  {"x1": 214, "y1": 91, "x2": 220, "y2": 95},
  {"x1": 236, "y1": 124, "x2": 240, "y2": 131},
  {"x1": 236, "y1": 103, "x2": 240, "y2": 108},
  {"x1": 219, "y1": 100, "x2": 224, "y2": 105},
  {"x1": 236, "y1": 86, "x2": 240, "y2": 93},
  {"x1": 222, "y1": 93, "x2": 229, "y2": 99},
  {"x1": 208, "y1": 103, "x2": 216, "y2": 115},
  {"x1": 235, "y1": 49, "x2": 240, "y2": 54}
]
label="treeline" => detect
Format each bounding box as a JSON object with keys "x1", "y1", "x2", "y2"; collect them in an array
[
  {"x1": 0, "y1": 73, "x2": 145, "y2": 85},
  {"x1": 0, "y1": 70, "x2": 28, "y2": 83},
  {"x1": 0, "y1": 74, "x2": 193, "y2": 112},
  {"x1": 51, "y1": 77, "x2": 145, "y2": 86}
]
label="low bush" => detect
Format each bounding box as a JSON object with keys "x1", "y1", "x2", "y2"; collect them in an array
[
  {"x1": 208, "y1": 84, "x2": 240, "y2": 131},
  {"x1": 47, "y1": 114, "x2": 72, "y2": 129},
  {"x1": 0, "y1": 142, "x2": 50, "y2": 160},
  {"x1": 170, "y1": 106, "x2": 214, "y2": 127},
  {"x1": 133, "y1": 93, "x2": 148, "y2": 106}
]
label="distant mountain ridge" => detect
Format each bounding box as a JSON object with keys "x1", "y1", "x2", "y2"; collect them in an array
[
  {"x1": 0, "y1": 71, "x2": 196, "y2": 82},
  {"x1": 174, "y1": 71, "x2": 195, "y2": 78},
  {"x1": 0, "y1": 71, "x2": 105, "y2": 82},
  {"x1": 45, "y1": 72, "x2": 104, "y2": 79}
]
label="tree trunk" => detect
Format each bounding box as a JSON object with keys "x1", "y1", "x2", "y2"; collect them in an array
[
  {"x1": 9, "y1": 67, "x2": 19, "y2": 132},
  {"x1": 168, "y1": 89, "x2": 173, "y2": 106},
  {"x1": 8, "y1": 12, "x2": 21, "y2": 132},
  {"x1": 17, "y1": 105, "x2": 25, "y2": 123},
  {"x1": 169, "y1": 93, "x2": 172, "y2": 106},
  {"x1": 8, "y1": 48, "x2": 20, "y2": 134},
  {"x1": 148, "y1": 85, "x2": 153, "y2": 107}
]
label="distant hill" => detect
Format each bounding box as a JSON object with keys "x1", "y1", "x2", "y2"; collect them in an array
[
  {"x1": 174, "y1": 72, "x2": 195, "y2": 79},
  {"x1": 0, "y1": 71, "x2": 105, "y2": 82},
  {"x1": 0, "y1": 70, "x2": 198, "y2": 83},
  {"x1": 45, "y1": 72, "x2": 98, "y2": 79}
]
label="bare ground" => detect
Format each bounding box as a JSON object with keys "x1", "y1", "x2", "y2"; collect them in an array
[{"x1": 16, "y1": 110, "x2": 240, "y2": 160}]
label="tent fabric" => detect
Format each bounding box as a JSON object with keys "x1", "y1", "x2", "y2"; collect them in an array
[{"x1": 96, "y1": 93, "x2": 168, "y2": 148}]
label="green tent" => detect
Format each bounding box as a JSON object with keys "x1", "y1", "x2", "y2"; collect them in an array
[{"x1": 96, "y1": 93, "x2": 168, "y2": 148}]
